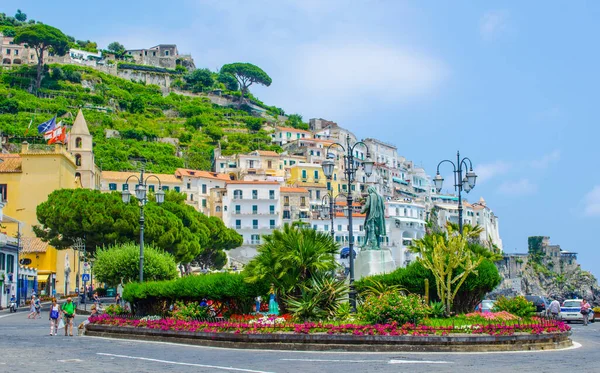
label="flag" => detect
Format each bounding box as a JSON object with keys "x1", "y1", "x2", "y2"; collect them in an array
[
  {"x1": 24, "y1": 116, "x2": 34, "y2": 135},
  {"x1": 37, "y1": 116, "x2": 56, "y2": 134},
  {"x1": 44, "y1": 121, "x2": 62, "y2": 140},
  {"x1": 47, "y1": 126, "x2": 66, "y2": 145}
]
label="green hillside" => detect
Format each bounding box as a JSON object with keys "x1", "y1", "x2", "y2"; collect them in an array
[{"x1": 0, "y1": 64, "x2": 290, "y2": 173}]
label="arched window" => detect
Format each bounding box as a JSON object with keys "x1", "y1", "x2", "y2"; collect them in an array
[
  {"x1": 233, "y1": 189, "x2": 243, "y2": 199},
  {"x1": 75, "y1": 137, "x2": 82, "y2": 148},
  {"x1": 75, "y1": 172, "x2": 81, "y2": 179},
  {"x1": 75, "y1": 154, "x2": 82, "y2": 166},
  {"x1": 215, "y1": 206, "x2": 221, "y2": 212}
]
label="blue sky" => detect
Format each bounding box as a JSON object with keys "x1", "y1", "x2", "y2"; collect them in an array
[{"x1": 5, "y1": 1, "x2": 600, "y2": 278}]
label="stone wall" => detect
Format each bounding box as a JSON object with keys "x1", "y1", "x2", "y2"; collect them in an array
[{"x1": 117, "y1": 69, "x2": 172, "y2": 94}]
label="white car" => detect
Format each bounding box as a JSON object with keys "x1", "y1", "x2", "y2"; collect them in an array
[{"x1": 559, "y1": 299, "x2": 595, "y2": 323}]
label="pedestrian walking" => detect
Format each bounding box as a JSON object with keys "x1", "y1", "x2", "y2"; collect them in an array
[
  {"x1": 27, "y1": 295, "x2": 37, "y2": 319},
  {"x1": 34, "y1": 296, "x2": 42, "y2": 319},
  {"x1": 61, "y1": 297, "x2": 76, "y2": 336},
  {"x1": 548, "y1": 299, "x2": 561, "y2": 319},
  {"x1": 580, "y1": 298, "x2": 592, "y2": 326},
  {"x1": 49, "y1": 298, "x2": 61, "y2": 336}
]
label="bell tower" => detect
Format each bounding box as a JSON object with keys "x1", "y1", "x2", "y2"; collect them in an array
[{"x1": 68, "y1": 109, "x2": 98, "y2": 189}]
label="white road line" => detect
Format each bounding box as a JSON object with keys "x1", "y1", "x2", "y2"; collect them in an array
[
  {"x1": 281, "y1": 358, "x2": 386, "y2": 363},
  {"x1": 85, "y1": 335, "x2": 583, "y2": 356},
  {"x1": 58, "y1": 359, "x2": 83, "y2": 363},
  {"x1": 389, "y1": 359, "x2": 451, "y2": 364},
  {"x1": 97, "y1": 353, "x2": 275, "y2": 373}
]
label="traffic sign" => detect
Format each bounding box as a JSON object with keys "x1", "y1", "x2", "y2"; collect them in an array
[{"x1": 82, "y1": 274, "x2": 90, "y2": 282}]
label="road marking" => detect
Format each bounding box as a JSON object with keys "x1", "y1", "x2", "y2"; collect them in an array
[
  {"x1": 389, "y1": 359, "x2": 451, "y2": 364},
  {"x1": 97, "y1": 353, "x2": 275, "y2": 373},
  {"x1": 58, "y1": 359, "x2": 83, "y2": 363},
  {"x1": 281, "y1": 358, "x2": 386, "y2": 363}
]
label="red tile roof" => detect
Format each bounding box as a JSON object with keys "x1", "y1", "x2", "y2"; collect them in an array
[
  {"x1": 0, "y1": 154, "x2": 22, "y2": 173},
  {"x1": 280, "y1": 187, "x2": 309, "y2": 193},
  {"x1": 175, "y1": 168, "x2": 231, "y2": 181},
  {"x1": 226, "y1": 180, "x2": 280, "y2": 185}
]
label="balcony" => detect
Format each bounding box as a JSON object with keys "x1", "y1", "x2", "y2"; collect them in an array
[{"x1": 230, "y1": 211, "x2": 278, "y2": 216}]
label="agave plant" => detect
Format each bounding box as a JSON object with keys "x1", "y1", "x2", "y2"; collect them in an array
[
  {"x1": 359, "y1": 278, "x2": 407, "y2": 298},
  {"x1": 285, "y1": 274, "x2": 349, "y2": 321},
  {"x1": 429, "y1": 301, "x2": 446, "y2": 318}
]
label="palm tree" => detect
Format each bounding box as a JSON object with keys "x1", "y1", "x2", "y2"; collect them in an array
[{"x1": 243, "y1": 224, "x2": 340, "y2": 296}]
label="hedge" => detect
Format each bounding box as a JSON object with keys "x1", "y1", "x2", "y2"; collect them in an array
[
  {"x1": 355, "y1": 260, "x2": 501, "y2": 314},
  {"x1": 123, "y1": 273, "x2": 269, "y2": 316}
]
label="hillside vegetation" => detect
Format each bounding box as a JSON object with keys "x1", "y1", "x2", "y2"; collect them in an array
[{"x1": 0, "y1": 64, "x2": 291, "y2": 172}]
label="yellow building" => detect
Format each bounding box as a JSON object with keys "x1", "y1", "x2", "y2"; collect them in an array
[
  {"x1": 0, "y1": 143, "x2": 82, "y2": 296},
  {"x1": 287, "y1": 163, "x2": 339, "y2": 213}
]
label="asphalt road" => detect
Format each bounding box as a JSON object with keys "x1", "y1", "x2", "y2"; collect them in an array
[{"x1": 1, "y1": 308, "x2": 599, "y2": 373}]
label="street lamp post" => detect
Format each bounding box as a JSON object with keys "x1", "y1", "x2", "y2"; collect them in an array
[
  {"x1": 121, "y1": 169, "x2": 165, "y2": 282},
  {"x1": 322, "y1": 134, "x2": 374, "y2": 312},
  {"x1": 321, "y1": 191, "x2": 348, "y2": 238},
  {"x1": 433, "y1": 151, "x2": 478, "y2": 234}
]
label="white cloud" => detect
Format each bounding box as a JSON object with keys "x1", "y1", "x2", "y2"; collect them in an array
[
  {"x1": 530, "y1": 150, "x2": 560, "y2": 169},
  {"x1": 583, "y1": 186, "x2": 600, "y2": 216},
  {"x1": 480, "y1": 10, "x2": 509, "y2": 41},
  {"x1": 497, "y1": 179, "x2": 537, "y2": 196},
  {"x1": 475, "y1": 161, "x2": 512, "y2": 184}
]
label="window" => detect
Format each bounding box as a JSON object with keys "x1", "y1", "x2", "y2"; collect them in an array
[
  {"x1": 269, "y1": 190, "x2": 275, "y2": 199},
  {"x1": 316, "y1": 190, "x2": 320, "y2": 199},
  {"x1": 75, "y1": 154, "x2": 82, "y2": 166},
  {"x1": 301, "y1": 170, "x2": 307, "y2": 180},
  {"x1": 338, "y1": 225, "x2": 342, "y2": 231},
  {"x1": 220, "y1": 163, "x2": 225, "y2": 169},
  {"x1": 149, "y1": 185, "x2": 155, "y2": 192},
  {"x1": 300, "y1": 197, "x2": 306, "y2": 206},
  {"x1": 109, "y1": 183, "x2": 117, "y2": 191},
  {"x1": 235, "y1": 219, "x2": 241, "y2": 229},
  {"x1": 202, "y1": 199, "x2": 207, "y2": 207},
  {"x1": 324, "y1": 224, "x2": 329, "y2": 232},
  {"x1": 270, "y1": 205, "x2": 275, "y2": 214},
  {"x1": 6, "y1": 49, "x2": 10, "y2": 55},
  {"x1": 314, "y1": 170, "x2": 319, "y2": 180},
  {"x1": 235, "y1": 205, "x2": 241, "y2": 214},
  {"x1": 270, "y1": 220, "x2": 276, "y2": 229},
  {"x1": 267, "y1": 160, "x2": 272, "y2": 168},
  {"x1": 251, "y1": 234, "x2": 260, "y2": 245},
  {"x1": 284, "y1": 196, "x2": 289, "y2": 206},
  {"x1": 187, "y1": 183, "x2": 191, "y2": 189},
  {"x1": 122, "y1": 184, "x2": 129, "y2": 191},
  {"x1": 0, "y1": 184, "x2": 8, "y2": 202},
  {"x1": 327, "y1": 182, "x2": 331, "y2": 191},
  {"x1": 75, "y1": 137, "x2": 82, "y2": 148},
  {"x1": 0, "y1": 253, "x2": 5, "y2": 270},
  {"x1": 6, "y1": 254, "x2": 14, "y2": 274},
  {"x1": 253, "y1": 219, "x2": 258, "y2": 229},
  {"x1": 202, "y1": 184, "x2": 207, "y2": 194},
  {"x1": 283, "y1": 210, "x2": 290, "y2": 219},
  {"x1": 252, "y1": 205, "x2": 258, "y2": 214},
  {"x1": 153, "y1": 51, "x2": 156, "y2": 56},
  {"x1": 252, "y1": 190, "x2": 258, "y2": 199},
  {"x1": 165, "y1": 50, "x2": 169, "y2": 56},
  {"x1": 190, "y1": 194, "x2": 194, "y2": 201},
  {"x1": 233, "y1": 190, "x2": 243, "y2": 199},
  {"x1": 174, "y1": 186, "x2": 180, "y2": 192},
  {"x1": 216, "y1": 206, "x2": 221, "y2": 212},
  {"x1": 313, "y1": 225, "x2": 317, "y2": 230},
  {"x1": 162, "y1": 186, "x2": 169, "y2": 191}
]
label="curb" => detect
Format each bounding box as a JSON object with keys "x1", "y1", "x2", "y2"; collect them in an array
[{"x1": 85, "y1": 325, "x2": 573, "y2": 352}]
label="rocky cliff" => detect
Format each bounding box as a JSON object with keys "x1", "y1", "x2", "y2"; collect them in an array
[{"x1": 490, "y1": 257, "x2": 600, "y2": 306}]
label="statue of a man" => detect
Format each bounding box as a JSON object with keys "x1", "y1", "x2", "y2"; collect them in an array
[{"x1": 361, "y1": 186, "x2": 386, "y2": 250}]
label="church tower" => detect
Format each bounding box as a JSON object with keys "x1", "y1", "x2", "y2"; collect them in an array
[{"x1": 68, "y1": 109, "x2": 99, "y2": 189}]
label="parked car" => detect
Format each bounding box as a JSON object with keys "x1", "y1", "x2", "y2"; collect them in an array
[
  {"x1": 524, "y1": 295, "x2": 551, "y2": 315},
  {"x1": 475, "y1": 299, "x2": 496, "y2": 313},
  {"x1": 560, "y1": 299, "x2": 595, "y2": 323}
]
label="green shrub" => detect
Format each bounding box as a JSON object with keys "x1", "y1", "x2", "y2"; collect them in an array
[
  {"x1": 171, "y1": 301, "x2": 211, "y2": 320},
  {"x1": 429, "y1": 301, "x2": 446, "y2": 318},
  {"x1": 123, "y1": 272, "x2": 269, "y2": 316},
  {"x1": 105, "y1": 304, "x2": 127, "y2": 315},
  {"x1": 492, "y1": 296, "x2": 536, "y2": 318},
  {"x1": 358, "y1": 292, "x2": 431, "y2": 325}
]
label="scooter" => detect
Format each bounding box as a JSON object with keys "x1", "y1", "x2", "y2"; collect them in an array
[{"x1": 9, "y1": 300, "x2": 17, "y2": 313}]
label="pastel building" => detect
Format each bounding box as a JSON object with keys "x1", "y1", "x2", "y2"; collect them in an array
[
  {"x1": 221, "y1": 181, "x2": 281, "y2": 246},
  {"x1": 271, "y1": 126, "x2": 312, "y2": 146},
  {"x1": 101, "y1": 171, "x2": 182, "y2": 195},
  {"x1": 174, "y1": 169, "x2": 230, "y2": 215}
]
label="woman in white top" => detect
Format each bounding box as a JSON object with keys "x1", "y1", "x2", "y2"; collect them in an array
[{"x1": 48, "y1": 298, "x2": 61, "y2": 336}]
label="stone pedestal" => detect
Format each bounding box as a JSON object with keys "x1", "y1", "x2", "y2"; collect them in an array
[{"x1": 354, "y1": 248, "x2": 396, "y2": 280}]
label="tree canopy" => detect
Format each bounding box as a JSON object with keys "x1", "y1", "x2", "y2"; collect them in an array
[
  {"x1": 107, "y1": 41, "x2": 126, "y2": 55},
  {"x1": 14, "y1": 23, "x2": 70, "y2": 90},
  {"x1": 15, "y1": 9, "x2": 27, "y2": 22},
  {"x1": 34, "y1": 189, "x2": 242, "y2": 264},
  {"x1": 220, "y1": 63, "x2": 272, "y2": 104},
  {"x1": 184, "y1": 68, "x2": 214, "y2": 93}
]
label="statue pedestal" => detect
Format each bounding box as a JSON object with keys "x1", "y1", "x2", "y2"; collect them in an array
[{"x1": 354, "y1": 248, "x2": 396, "y2": 280}]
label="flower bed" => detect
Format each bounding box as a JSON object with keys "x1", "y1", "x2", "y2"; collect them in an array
[{"x1": 89, "y1": 314, "x2": 570, "y2": 337}]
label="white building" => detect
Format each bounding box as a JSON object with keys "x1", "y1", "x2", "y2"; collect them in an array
[
  {"x1": 386, "y1": 199, "x2": 427, "y2": 267},
  {"x1": 221, "y1": 181, "x2": 281, "y2": 246},
  {"x1": 271, "y1": 126, "x2": 312, "y2": 146}
]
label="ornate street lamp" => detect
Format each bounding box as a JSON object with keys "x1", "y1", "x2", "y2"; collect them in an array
[
  {"x1": 121, "y1": 169, "x2": 165, "y2": 282},
  {"x1": 321, "y1": 191, "x2": 348, "y2": 238},
  {"x1": 434, "y1": 151, "x2": 477, "y2": 234},
  {"x1": 322, "y1": 134, "x2": 373, "y2": 311}
]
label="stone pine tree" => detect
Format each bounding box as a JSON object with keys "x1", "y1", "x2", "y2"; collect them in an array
[
  {"x1": 220, "y1": 63, "x2": 272, "y2": 106},
  {"x1": 14, "y1": 24, "x2": 70, "y2": 91},
  {"x1": 412, "y1": 224, "x2": 484, "y2": 315}
]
